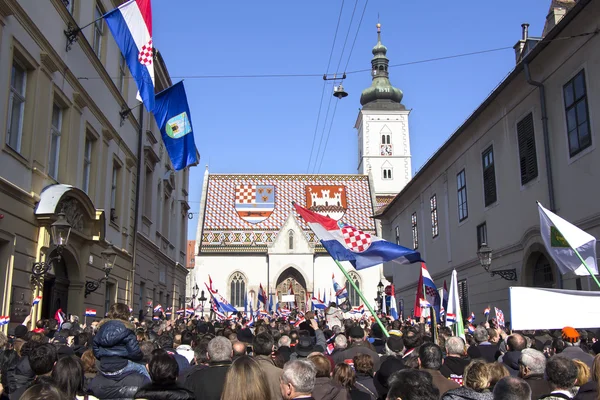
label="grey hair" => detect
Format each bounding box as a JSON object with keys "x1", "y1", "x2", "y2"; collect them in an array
[
  {"x1": 473, "y1": 326, "x2": 489, "y2": 343},
  {"x1": 282, "y1": 360, "x2": 316, "y2": 394},
  {"x1": 445, "y1": 336, "x2": 465, "y2": 356},
  {"x1": 520, "y1": 348, "x2": 546, "y2": 375},
  {"x1": 207, "y1": 336, "x2": 233, "y2": 362},
  {"x1": 334, "y1": 335, "x2": 348, "y2": 350},
  {"x1": 278, "y1": 335, "x2": 291, "y2": 348}
]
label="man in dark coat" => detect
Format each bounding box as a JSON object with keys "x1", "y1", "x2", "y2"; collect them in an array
[
  {"x1": 500, "y1": 334, "x2": 527, "y2": 376},
  {"x1": 156, "y1": 335, "x2": 190, "y2": 373},
  {"x1": 332, "y1": 326, "x2": 380, "y2": 372},
  {"x1": 467, "y1": 326, "x2": 499, "y2": 363},
  {"x1": 440, "y1": 336, "x2": 471, "y2": 385},
  {"x1": 519, "y1": 348, "x2": 551, "y2": 400},
  {"x1": 184, "y1": 336, "x2": 232, "y2": 400},
  {"x1": 11, "y1": 344, "x2": 57, "y2": 400},
  {"x1": 418, "y1": 343, "x2": 459, "y2": 399}
]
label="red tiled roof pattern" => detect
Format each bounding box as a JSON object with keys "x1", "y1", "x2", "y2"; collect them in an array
[
  {"x1": 375, "y1": 195, "x2": 395, "y2": 209},
  {"x1": 202, "y1": 174, "x2": 376, "y2": 248}
]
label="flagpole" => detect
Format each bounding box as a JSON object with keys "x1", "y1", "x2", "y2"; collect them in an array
[
  {"x1": 431, "y1": 306, "x2": 438, "y2": 345},
  {"x1": 333, "y1": 259, "x2": 389, "y2": 338}
]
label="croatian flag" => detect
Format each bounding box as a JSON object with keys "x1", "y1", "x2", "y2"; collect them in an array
[
  {"x1": 185, "y1": 308, "x2": 194, "y2": 315},
  {"x1": 311, "y1": 296, "x2": 327, "y2": 310},
  {"x1": 415, "y1": 263, "x2": 441, "y2": 320},
  {"x1": 205, "y1": 282, "x2": 237, "y2": 313},
  {"x1": 483, "y1": 307, "x2": 491, "y2": 317},
  {"x1": 468, "y1": 324, "x2": 476, "y2": 334},
  {"x1": 55, "y1": 309, "x2": 65, "y2": 328},
  {"x1": 467, "y1": 312, "x2": 475, "y2": 324},
  {"x1": 104, "y1": 0, "x2": 155, "y2": 111},
  {"x1": 389, "y1": 285, "x2": 398, "y2": 320},
  {"x1": 0, "y1": 316, "x2": 9, "y2": 326},
  {"x1": 152, "y1": 316, "x2": 159, "y2": 321},
  {"x1": 294, "y1": 317, "x2": 306, "y2": 327},
  {"x1": 258, "y1": 284, "x2": 267, "y2": 308},
  {"x1": 32, "y1": 295, "x2": 42, "y2": 306},
  {"x1": 446, "y1": 313, "x2": 456, "y2": 324},
  {"x1": 349, "y1": 305, "x2": 365, "y2": 315},
  {"x1": 293, "y1": 203, "x2": 422, "y2": 270},
  {"x1": 176, "y1": 309, "x2": 185, "y2": 315},
  {"x1": 495, "y1": 307, "x2": 506, "y2": 327},
  {"x1": 85, "y1": 309, "x2": 97, "y2": 317},
  {"x1": 332, "y1": 274, "x2": 349, "y2": 299},
  {"x1": 153, "y1": 304, "x2": 162, "y2": 313}
]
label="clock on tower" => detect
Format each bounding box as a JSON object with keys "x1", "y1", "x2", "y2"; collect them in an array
[{"x1": 380, "y1": 144, "x2": 393, "y2": 156}]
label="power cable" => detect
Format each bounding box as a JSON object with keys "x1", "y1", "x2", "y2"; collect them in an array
[
  {"x1": 312, "y1": 90, "x2": 335, "y2": 173},
  {"x1": 316, "y1": 100, "x2": 340, "y2": 173},
  {"x1": 344, "y1": 0, "x2": 369, "y2": 73},
  {"x1": 334, "y1": 0, "x2": 360, "y2": 74}
]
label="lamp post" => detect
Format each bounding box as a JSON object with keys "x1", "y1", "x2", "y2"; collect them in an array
[
  {"x1": 85, "y1": 245, "x2": 118, "y2": 297},
  {"x1": 191, "y1": 283, "x2": 199, "y2": 312},
  {"x1": 477, "y1": 242, "x2": 517, "y2": 281},
  {"x1": 198, "y1": 290, "x2": 207, "y2": 318},
  {"x1": 376, "y1": 280, "x2": 385, "y2": 312},
  {"x1": 32, "y1": 213, "x2": 72, "y2": 278}
]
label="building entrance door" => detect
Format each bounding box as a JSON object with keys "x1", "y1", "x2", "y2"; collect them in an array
[
  {"x1": 276, "y1": 267, "x2": 307, "y2": 310},
  {"x1": 42, "y1": 252, "x2": 69, "y2": 319}
]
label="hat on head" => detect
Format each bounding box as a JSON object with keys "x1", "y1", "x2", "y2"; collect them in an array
[
  {"x1": 562, "y1": 327, "x2": 580, "y2": 343},
  {"x1": 374, "y1": 357, "x2": 404, "y2": 397},
  {"x1": 295, "y1": 337, "x2": 318, "y2": 357},
  {"x1": 348, "y1": 326, "x2": 364, "y2": 339},
  {"x1": 61, "y1": 322, "x2": 72, "y2": 331},
  {"x1": 386, "y1": 335, "x2": 404, "y2": 353},
  {"x1": 14, "y1": 325, "x2": 28, "y2": 339}
]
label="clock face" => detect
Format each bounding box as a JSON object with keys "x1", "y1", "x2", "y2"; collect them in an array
[{"x1": 380, "y1": 144, "x2": 393, "y2": 156}]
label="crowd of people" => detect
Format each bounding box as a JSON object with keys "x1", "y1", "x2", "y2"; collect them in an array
[{"x1": 0, "y1": 302, "x2": 597, "y2": 400}]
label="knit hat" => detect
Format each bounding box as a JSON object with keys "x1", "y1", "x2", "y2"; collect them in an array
[{"x1": 562, "y1": 327, "x2": 580, "y2": 343}]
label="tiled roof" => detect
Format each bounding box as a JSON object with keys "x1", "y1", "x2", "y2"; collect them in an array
[{"x1": 200, "y1": 174, "x2": 375, "y2": 250}]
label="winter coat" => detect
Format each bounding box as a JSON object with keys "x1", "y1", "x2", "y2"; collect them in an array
[
  {"x1": 441, "y1": 387, "x2": 494, "y2": 400},
  {"x1": 326, "y1": 308, "x2": 344, "y2": 329},
  {"x1": 161, "y1": 348, "x2": 190, "y2": 374},
  {"x1": 349, "y1": 388, "x2": 372, "y2": 400},
  {"x1": 539, "y1": 393, "x2": 574, "y2": 400},
  {"x1": 254, "y1": 355, "x2": 283, "y2": 400},
  {"x1": 0, "y1": 350, "x2": 18, "y2": 396},
  {"x1": 354, "y1": 373, "x2": 377, "y2": 400},
  {"x1": 574, "y1": 381, "x2": 597, "y2": 400},
  {"x1": 8, "y1": 357, "x2": 34, "y2": 400},
  {"x1": 134, "y1": 383, "x2": 195, "y2": 400},
  {"x1": 422, "y1": 369, "x2": 461, "y2": 399},
  {"x1": 175, "y1": 345, "x2": 194, "y2": 364},
  {"x1": 501, "y1": 351, "x2": 521, "y2": 376},
  {"x1": 561, "y1": 347, "x2": 595, "y2": 369},
  {"x1": 467, "y1": 343, "x2": 498, "y2": 363},
  {"x1": 93, "y1": 319, "x2": 143, "y2": 362},
  {"x1": 312, "y1": 377, "x2": 350, "y2": 400},
  {"x1": 89, "y1": 364, "x2": 149, "y2": 400},
  {"x1": 440, "y1": 356, "x2": 471, "y2": 385},
  {"x1": 332, "y1": 342, "x2": 381, "y2": 372},
  {"x1": 183, "y1": 360, "x2": 231, "y2": 400},
  {"x1": 523, "y1": 375, "x2": 552, "y2": 400}
]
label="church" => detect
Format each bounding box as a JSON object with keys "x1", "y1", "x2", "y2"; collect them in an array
[{"x1": 193, "y1": 25, "x2": 413, "y2": 313}]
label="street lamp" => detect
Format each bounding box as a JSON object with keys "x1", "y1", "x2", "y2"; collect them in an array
[
  {"x1": 191, "y1": 283, "x2": 199, "y2": 311},
  {"x1": 477, "y1": 242, "x2": 517, "y2": 281},
  {"x1": 376, "y1": 280, "x2": 385, "y2": 311},
  {"x1": 199, "y1": 289, "x2": 207, "y2": 318},
  {"x1": 32, "y1": 213, "x2": 72, "y2": 277},
  {"x1": 85, "y1": 245, "x2": 118, "y2": 297}
]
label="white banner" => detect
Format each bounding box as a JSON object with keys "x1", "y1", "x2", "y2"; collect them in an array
[
  {"x1": 281, "y1": 294, "x2": 296, "y2": 303},
  {"x1": 510, "y1": 287, "x2": 600, "y2": 330}
]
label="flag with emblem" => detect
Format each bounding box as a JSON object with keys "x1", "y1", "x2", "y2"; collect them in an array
[
  {"x1": 104, "y1": 0, "x2": 154, "y2": 111},
  {"x1": 495, "y1": 307, "x2": 505, "y2": 328},
  {"x1": 538, "y1": 202, "x2": 598, "y2": 276},
  {"x1": 414, "y1": 263, "x2": 441, "y2": 320},
  {"x1": 332, "y1": 274, "x2": 348, "y2": 299},
  {"x1": 153, "y1": 81, "x2": 199, "y2": 170},
  {"x1": 446, "y1": 269, "x2": 465, "y2": 339},
  {"x1": 235, "y1": 185, "x2": 275, "y2": 224},
  {"x1": 293, "y1": 203, "x2": 422, "y2": 270}
]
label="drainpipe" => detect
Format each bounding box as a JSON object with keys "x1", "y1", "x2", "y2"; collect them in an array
[
  {"x1": 524, "y1": 62, "x2": 556, "y2": 212},
  {"x1": 130, "y1": 106, "x2": 144, "y2": 309}
]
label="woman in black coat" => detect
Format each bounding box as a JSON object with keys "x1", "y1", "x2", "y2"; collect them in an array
[
  {"x1": 574, "y1": 354, "x2": 600, "y2": 400},
  {"x1": 134, "y1": 350, "x2": 194, "y2": 400}
]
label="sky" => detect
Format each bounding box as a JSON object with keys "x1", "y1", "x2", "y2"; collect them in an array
[{"x1": 152, "y1": 1, "x2": 550, "y2": 240}]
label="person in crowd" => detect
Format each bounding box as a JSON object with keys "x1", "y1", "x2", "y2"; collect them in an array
[
  {"x1": 332, "y1": 335, "x2": 348, "y2": 357},
  {"x1": 386, "y1": 369, "x2": 439, "y2": 400},
  {"x1": 280, "y1": 360, "x2": 316, "y2": 400},
  {"x1": 402, "y1": 327, "x2": 423, "y2": 360},
  {"x1": 518, "y1": 348, "x2": 551, "y2": 399},
  {"x1": 51, "y1": 356, "x2": 99, "y2": 400},
  {"x1": 8, "y1": 341, "x2": 38, "y2": 398},
  {"x1": 574, "y1": 354, "x2": 600, "y2": 400},
  {"x1": 571, "y1": 360, "x2": 590, "y2": 396},
  {"x1": 487, "y1": 363, "x2": 509, "y2": 392},
  {"x1": 442, "y1": 360, "x2": 493, "y2": 400},
  {"x1": 175, "y1": 331, "x2": 195, "y2": 364},
  {"x1": 561, "y1": 328, "x2": 595, "y2": 369},
  {"x1": 488, "y1": 329, "x2": 500, "y2": 345},
  {"x1": 12, "y1": 344, "x2": 57, "y2": 400},
  {"x1": 308, "y1": 353, "x2": 348, "y2": 400},
  {"x1": 232, "y1": 341, "x2": 247, "y2": 359},
  {"x1": 332, "y1": 363, "x2": 373, "y2": 400},
  {"x1": 0, "y1": 332, "x2": 19, "y2": 399},
  {"x1": 551, "y1": 338, "x2": 567, "y2": 357},
  {"x1": 418, "y1": 343, "x2": 460, "y2": 398},
  {"x1": 156, "y1": 335, "x2": 190, "y2": 373},
  {"x1": 440, "y1": 336, "x2": 471, "y2": 385},
  {"x1": 374, "y1": 356, "x2": 404, "y2": 400},
  {"x1": 325, "y1": 303, "x2": 344, "y2": 330},
  {"x1": 500, "y1": 334, "x2": 527, "y2": 376},
  {"x1": 221, "y1": 355, "x2": 273, "y2": 400},
  {"x1": 20, "y1": 383, "x2": 67, "y2": 400},
  {"x1": 134, "y1": 350, "x2": 194, "y2": 400},
  {"x1": 467, "y1": 327, "x2": 498, "y2": 363},
  {"x1": 251, "y1": 333, "x2": 282, "y2": 400},
  {"x1": 184, "y1": 336, "x2": 232, "y2": 400},
  {"x1": 333, "y1": 326, "x2": 380, "y2": 372},
  {"x1": 277, "y1": 336, "x2": 292, "y2": 363},
  {"x1": 353, "y1": 354, "x2": 377, "y2": 399},
  {"x1": 380, "y1": 336, "x2": 403, "y2": 364},
  {"x1": 539, "y1": 356, "x2": 579, "y2": 400},
  {"x1": 492, "y1": 377, "x2": 532, "y2": 400},
  {"x1": 80, "y1": 349, "x2": 97, "y2": 394}
]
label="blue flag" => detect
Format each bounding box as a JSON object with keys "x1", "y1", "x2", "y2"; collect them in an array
[{"x1": 153, "y1": 81, "x2": 198, "y2": 170}]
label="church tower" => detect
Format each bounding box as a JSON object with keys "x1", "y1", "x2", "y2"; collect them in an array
[{"x1": 355, "y1": 24, "x2": 412, "y2": 198}]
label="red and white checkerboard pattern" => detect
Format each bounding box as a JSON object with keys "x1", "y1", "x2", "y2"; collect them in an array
[
  {"x1": 425, "y1": 286, "x2": 438, "y2": 297},
  {"x1": 341, "y1": 225, "x2": 372, "y2": 253},
  {"x1": 235, "y1": 185, "x2": 256, "y2": 204},
  {"x1": 138, "y1": 39, "x2": 153, "y2": 65}
]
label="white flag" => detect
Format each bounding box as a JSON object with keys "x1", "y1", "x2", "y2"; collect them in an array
[
  {"x1": 446, "y1": 270, "x2": 465, "y2": 339},
  {"x1": 538, "y1": 202, "x2": 598, "y2": 276}
]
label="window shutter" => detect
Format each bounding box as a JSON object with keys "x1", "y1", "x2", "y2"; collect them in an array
[
  {"x1": 482, "y1": 147, "x2": 497, "y2": 206},
  {"x1": 517, "y1": 113, "x2": 538, "y2": 185}
]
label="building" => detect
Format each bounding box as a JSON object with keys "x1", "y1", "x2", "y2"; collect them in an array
[
  {"x1": 194, "y1": 24, "x2": 412, "y2": 313},
  {"x1": 0, "y1": 0, "x2": 189, "y2": 327},
  {"x1": 376, "y1": 0, "x2": 599, "y2": 321}
]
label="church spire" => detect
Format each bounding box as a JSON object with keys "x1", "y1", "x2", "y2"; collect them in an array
[{"x1": 360, "y1": 23, "x2": 404, "y2": 108}]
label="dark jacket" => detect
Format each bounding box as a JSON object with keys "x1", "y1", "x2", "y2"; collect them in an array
[
  {"x1": 561, "y1": 347, "x2": 595, "y2": 369},
  {"x1": 8, "y1": 357, "x2": 34, "y2": 400},
  {"x1": 161, "y1": 348, "x2": 190, "y2": 374},
  {"x1": 134, "y1": 383, "x2": 195, "y2": 400},
  {"x1": 183, "y1": 360, "x2": 231, "y2": 400},
  {"x1": 11, "y1": 375, "x2": 54, "y2": 400},
  {"x1": 333, "y1": 342, "x2": 381, "y2": 372},
  {"x1": 89, "y1": 365, "x2": 149, "y2": 400},
  {"x1": 423, "y1": 369, "x2": 460, "y2": 399},
  {"x1": 440, "y1": 356, "x2": 471, "y2": 385},
  {"x1": 467, "y1": 343, "x2": 498, "y2": 363},
  {"x1": 93, "y1": 319, "x2": 143, "y2": 362},
  {"x1": 312, "y1": 377, "x2": 350, "y2": 400},
  {"x1": 355, "y1": 373, "x2": 377, "y2": 400},
  {"x1": 523, "y1": 375, "x2": 552, "y2": 400},
  {"x1": 574, "y1": 380, "x2": 597, "y2": 400},
  {"x1": 501, "y1": 351, "x2": 521, "y2": 376},
  {"x1": 349, "y1": 388, "x2": 372, "y2": 400},
  {"x1": 441, "y1": 387, "x2": 494, "y2": 400}
]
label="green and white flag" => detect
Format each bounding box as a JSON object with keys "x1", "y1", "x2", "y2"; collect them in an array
[
  {"x1": 538, "y1": 202, "x2": 598, "y2": 276},
  {"x1": 445, "y1": 269, "x2": 465, "y2": 340}
]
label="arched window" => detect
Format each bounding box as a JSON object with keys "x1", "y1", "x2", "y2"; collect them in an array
[
  {"x1": 533, "y1": 254, "x2": 554, "y2": 288},
  {"x1": 383, "y1": 169, "x2": 392, "y2": 180},
  {"x1": 346, "y1": 272, "x2": 361, "y2": 307},
  {"x1": 380, "y1": 134, "x2": 391, "y2": 145},
  {"x1": 288, "y1": 230, "x2": 294, "y2": 250},
  {"x1": 229, "y1": 272, "x2": 246, "y2": 307}
]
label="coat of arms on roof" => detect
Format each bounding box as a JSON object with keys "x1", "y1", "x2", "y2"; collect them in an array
[
  {"x1": 234, "y1": 184, "x2": 276, "y2": 224},
  {"x1": 305, "y1": 185, "x2": 347, "y2": 221}
]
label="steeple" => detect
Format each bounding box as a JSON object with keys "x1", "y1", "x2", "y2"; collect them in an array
[{"x1": 360, "y1": 24, "x2": 404, "y2": 109}]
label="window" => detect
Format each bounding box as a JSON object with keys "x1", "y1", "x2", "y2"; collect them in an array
[
  {"x1": 139, "y1": 281, "x2": 145, "y2": 313},
  {"x1": 381, "y1": 134, "x2": 391, "y2": 144},
  {"x1": 93, "y1": 5, "x2": 104, "y2": 58},
  {"x1": 288, "y1": 230, "x2": 294, "y2": 250},
  {"x1": 104, "y1": 282, "x2": 115, "y2": 316},
  {"x1": 346, "y1": 272, "x2": 361, "y2": 307},
  {"x1": 458, "y1": 279, "x2": 469, "y2": 317},
  {"x1": 118, "y1": 54, "x2": 126, "y2": 94},
  {"x1": 430, "y1": 194, "x2": 439, "y2": 238},
  {"x1": 395, "y1": 226, "x2": 400, "y2": 245},
  {"x1": 6, "y1": 61, "x2": 27, "y2": 152},
  {"x1": 411, "y1": 212, "x2": 418, "y2": 250},
  {"x1": 82, "y1": 137, "x2": 93, "y2": 193},
  {"x1": 457, "y1": 170, "x2": 468, "y2": 221},
  {"x1": 517, "y1": 113, "x2": 538, "y2": 185},
  {"x1": 143, "y1": 167, "x2": 153, "y2": 216},
  {"x1": 229, "y1": 272, "x2": 246, "y2": 307},
  {"x1": 383, "y1": 169, "x2": 392, "y2": 180},
  {"x1": 62, "y1": 0, "x2": 75, "y2": 15},
  {"x1": 477, "y1": 222, "x2": 487, "y2": 248},
  {"x1": 564, "y1": 70, "x2": 591, "y2": 157},
  {"x1": 110, "y1": 162, "x2": 120, "y2": 223},
  {"x1": 533, "y1": 254, "x2": 554, "y2": 288},
  {"x1": 482, "y1": 146, "x2": 497, "y2": 206},
  {"x1": 48, "y1": 104, "x2": 62, "y2": 179}
]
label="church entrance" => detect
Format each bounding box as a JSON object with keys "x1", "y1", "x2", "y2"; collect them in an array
[
  {"x1": 41, "y1": 249, "x2": 70, "y2": 319},
  {"x1": 276, "y1": 267, "x2": 307, "y2": 310}
]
